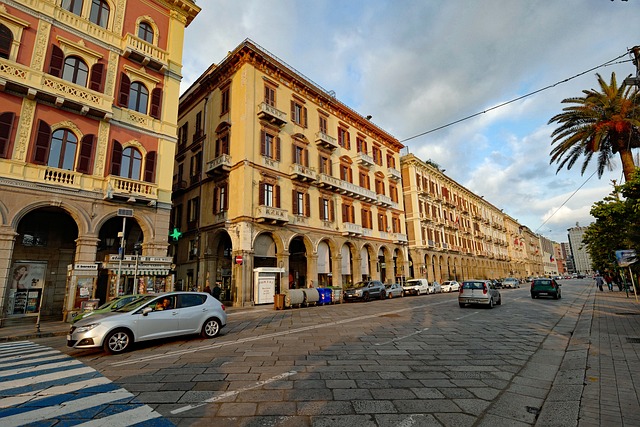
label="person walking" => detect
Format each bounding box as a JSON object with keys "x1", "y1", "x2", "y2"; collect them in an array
[
  {"x1": 212, "y1": 282, "x2": 222, "y2": 300},
  {"x1": 604, "y1": 274, "x2": 613, "y2": 291},
  {"x1": 595, "y1": 275, "x2": 604, "y2": 292}
]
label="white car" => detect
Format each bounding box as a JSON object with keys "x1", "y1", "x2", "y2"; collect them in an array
[
  {"x1": 67, "y1": 292, "x2": 227, "y2": 354},
  {"x1": 441, "y1": 281, "x2": 460, "y2": 292},
  {"x1": 502, "y1": 278, "x2": 520, "y2": 288},
  {"x1": 403, "y1": 279, "x2": 430, "y2": 296}
]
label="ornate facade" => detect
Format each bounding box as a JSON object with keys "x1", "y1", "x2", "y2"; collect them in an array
[
  {"x1": 173, "y1": 39, "x2": 408, "y2": 306},
  {"x1": 0, "y1": 0, "x2": 199, "y2": 325}
]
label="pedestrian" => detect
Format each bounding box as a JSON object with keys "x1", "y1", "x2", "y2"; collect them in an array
[
  {"x1": 204, "y1": 284, "x2": 212, "y2": 295},
  {"x1": 595, "y1": 275, "x2": 604, "y2": 292},
  {"x1": 604, "y1": 274, "x2": 613, "y2": 291},
  {"x1": 212, "y1": 281, "x2": 222, "y2": 300}
]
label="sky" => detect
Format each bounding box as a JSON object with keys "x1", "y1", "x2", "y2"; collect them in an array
[{"x1": 180, "y1": 0, "x2": 639, "y2": 243}]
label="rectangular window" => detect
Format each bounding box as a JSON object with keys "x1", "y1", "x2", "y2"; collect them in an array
[
  {"x1": 338, "y1": 127, "x2": 350, "y2": 149},
  {"x1": 319, "y1": 115, "x2": 327, "y2": 134},
  {"x1": 372, "y1": 146, "x2": 382, "y2": 165},
  {"x1": 319, "y1": 154, "x2": 332, "y2": 175},
  {"x1": 190, "y1": 152, "x2": 201, "y2": 178},
  {"x1": 216, "y1": 132, "x2": 229, "y2": 156},
  {"x1": 261, "y1": 130, "x2": 280, "y2": 161},
  {"x1": 291, "y1": 100, "x2": 307, "y2": 127},
  {"x1": 356, "y1": 137, "x2": 367, "y2": 154},
  {"x1": 179, "y1": 122, "x2": 188, "y2": 147},
  {"x1": 188, "y1": 197, "x2": 200, "y2": 223},
  {"x1": 375, "y1": 178, "x2": 385, "y2": 195},
  {"x1": 340, "y1": 165, "x2": 351, "y2": 182},
  {"x1": 264, "y1": 85, "x2": 275, "y2": 107},
  {"x1": 264, "y1": 183, "x2": 274, "y2": 207},
  {"x1": 221, "y1": 86, "x2": 230, "y2": 114},
  {"x1": 293, "y1": 145, "x2": 305, "y2": 165},
  {"x1": 386, "y1": 153, "x2": 395, "y2": 169},
  {"x1": 214, "y1": 184, "x2": 228, "y2": 213},
  {"x1": 194, "y1": 112, "x2": 202, "y2": 139},
  {"x1": 390, "y1": 183, "x2": 398, "y2": 202},
  {"x1": 322, "y1": 198, "x2": 330, "y2": 221}
]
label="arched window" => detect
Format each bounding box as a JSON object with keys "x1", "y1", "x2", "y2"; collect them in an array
[
  {"x1": 61, "y1": 0, "x2": 83, "y2": 15},
  {"x1": 0, "y1": 24, "x2": 13, "y2": 60},
  {"x1": 89, "y1": 0, "x2": 110, "y2": 28},
  {"x1": 48, "y1": 129, "x2": 78, "y2": 170},
  {"x1": 62, "y1": 56, "x2": 89, "y2": 86},
  {"x1": 120, "y1": 146, "x2": 142, "y2": 179},
  {"x1": 138, "y1": 21, "x2": 154, "y2": 43},
  {"x1": 128, "y1": 82, "x2": 149, "y2": 114}
]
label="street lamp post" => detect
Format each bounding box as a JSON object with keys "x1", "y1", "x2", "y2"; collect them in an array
[
  {"x1": 116, "y1": 217, "x2": 126, "y2": 297},
  {"x1": 133, "y1": 242, "x2": 142, "y2": 294}
]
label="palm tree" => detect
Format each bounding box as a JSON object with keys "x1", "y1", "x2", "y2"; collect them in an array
[{"x1": 548, "y1": 72, "x2": 640, "y2": 181}]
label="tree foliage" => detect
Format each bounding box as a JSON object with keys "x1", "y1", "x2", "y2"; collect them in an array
[{"x1": 583, "y1": 168, "x2": 640, "y2": 273}]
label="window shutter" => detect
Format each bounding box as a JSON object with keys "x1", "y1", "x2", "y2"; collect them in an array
[
  {"x1": 89, "y1": 62, "x2": 104, "y2": 92},
  {"x1": 212, "y1": 187, "x2": 219, "y2": 214},
  {"x1": 305, "y1": 193, "x2": 310, "y2": 217},
  {"x1": 0, "y1": 112, "x2": 15, "y2": 158},
  {"x1": 48, "y1": 45, "x2": 64, "y2": 77},
  {"x1": 150, "y1": 87, "x2": 162, "y2": 119},
  {"x1": 258, "y1": 182, "x2": 265, "y2": 205},
  {"x1": 275, "y1": 185, "x2": 280, "y2": 208},
  {"x1": 291, "y1": 144, "x2": 296, "y2": 163},
  {"x1": 290, "y1": 101, "x2": 295, "y2": 122},
  {"x1": 260, "y1": 130, "x2": 265, "y2": 156},
  {"x1": 118, "y1": 73, "x2": 130, "y2": 107},
  {"x1": 33, "y1": 120, "x2": 51, "y2": 165},
  {"x1": 292, "y1": 189, "x2": 297, "y2": 215},
  {"x1": 318, "y1": 196, "x2": 323, "y2": 219},
  {"x1": 303, "y1": 107, "x2": 308, "y2": 127},
  {"x1": 110, "y1": 140, "x2": 122, "y2": 175},
  {"x1": 223, "y1": 183, "x2": 229, "y2": 210},
  {"x1": 144, "y1": 151, "x2": 156, "y2": 182},
  {"x1": 304, "y1": 148, "x2": 309, "y2": 167},
  {"x1": 330, "y1": 199, "x2": 335, "y2": 222},
  {"x1": 275, "y1": 136, "x2": 281, "y2": 161},
  {"x1": 77, "y1": 134, "x2": 95, "y2": 174},
  {"x1": 342, "y1": 204, "x2": 347, "y2": 223}
]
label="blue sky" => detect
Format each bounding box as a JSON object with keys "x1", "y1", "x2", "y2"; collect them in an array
[{"x1": 180, "y1": 0, "x2": 638, "y2": 242}]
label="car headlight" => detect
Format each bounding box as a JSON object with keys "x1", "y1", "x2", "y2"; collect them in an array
[{"x1": 75, "y1": 323, "x2": 100, "y2": 334}]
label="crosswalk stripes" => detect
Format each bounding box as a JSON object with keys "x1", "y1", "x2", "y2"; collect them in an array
[{"x1": 0, "y1": 341, "x2": 173, "y2": 426}]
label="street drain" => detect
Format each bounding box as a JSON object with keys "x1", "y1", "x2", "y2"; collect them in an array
[
  {"x1": 626, "y1": 337, "x2": 640, "y2": 344},
  {"x1": 526, "y1": 406, "x2": 540, "y2": 415}
]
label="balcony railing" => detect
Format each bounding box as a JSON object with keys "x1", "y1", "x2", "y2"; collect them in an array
[
  {"x1": 315, "y1": 131, "x2": 338, "y2": 150},
  {"x1": 107, "y1": 176, "x2": 158, "y2": 199},
  {"x1": 317, "y1": 173, "x2": 342, "y2": 191},
  {"x1": 255, "y1": 205, "x2": 289, "y2": 224},
  {"x1": 122, "y1": 33, "x2": 168, "y2": 71},
  {"x1": 289, "y1": 163, "x2": 316, "y2": 182},
  {"x1": 42, "y1": 168, "x2": 81, "y2": 188},
  {"x1": 355, "y1": 152, "x2": 374, "y2": 167},
  {"x1": 387, "y1": 167, "x2": 401, "y2": 181},
  {"x1": 257, "y1": 102, "x2": 287, "y2": 127},
  {"x1": 393, "y1": 233, "x2": 408, "y2": 244},
  {"x1": 377, "y1": 194, "x2": 393, "y2": 207},
  {"x1": 206, "y1": 154, "x2": 232, "y2": 175},
  {"x1": 339, "y1": 180, "x2": 377, "y2": 202},
  {"x1": 340, "y1": 222, "x2": 362, "y2": 236}
]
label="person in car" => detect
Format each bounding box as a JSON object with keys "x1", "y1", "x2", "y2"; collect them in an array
[{"x1": 155, "y1": 298, "x2": 172, "y2": 310}]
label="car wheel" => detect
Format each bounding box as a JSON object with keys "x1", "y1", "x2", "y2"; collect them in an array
[
  {"x1": 401, "y1": 291, "x2": 404, "y2": 297},
  {"x1": 201, "y1": 318, "x2": 221, "y2": 338},
  {"x1": 379, "y1": 290, "x2": 386, "y2": 300},
  {"x1": 488, "y1": 298, "x2": 494, "y2": 309},
  {"x1": 103, "y1": 329, "x2": 132, "y2": 354},
  {"x1": 459, "y1": 302, "x2": 465, "y2": 308},
  {"x1": 559, "y1": 292, "x2": 562, "y2": 299},
  {"x1": 363, "y1": 292, "x2": 370, "y2": 302},
  {"x1": 496, "y1": 295, "x2": 502, "y2": 305}
]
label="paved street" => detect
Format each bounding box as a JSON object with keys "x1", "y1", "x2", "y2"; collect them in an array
[{"x1": 1, "y1": 279, "x2": 639, "y2": 426}]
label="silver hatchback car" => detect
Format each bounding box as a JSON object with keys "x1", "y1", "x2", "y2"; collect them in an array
[
  {"x1": 458, "y1": 280, "x2": 502, "y2": 308},
  {"x1": 67, "y1": 292, "x2": 227, "y2": 354}
]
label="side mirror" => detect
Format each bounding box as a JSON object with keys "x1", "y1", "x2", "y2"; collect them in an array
[{"x1": 142, "y1": 306, "x2": 153, "y2": 316}]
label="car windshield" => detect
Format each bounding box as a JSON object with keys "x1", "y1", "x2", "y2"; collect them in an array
[
  {"x1": 535, "y1": 280, "x2": 551, "y2": 285},
  {"x1": 96, "y1": 298, "x2": 120, "y2": 310},
  {"x1": 462, "y1": 281, "x2": 485, "y2": 289},
  {"x1": 353, "y1": 282, "x2": 368, "y2": 288},
  {"x1": 114, "y1": 295, "x2": 157, "y2": 312},
  {"x1": 406, "y1": 280, "x2": 420, "y2": 286}
]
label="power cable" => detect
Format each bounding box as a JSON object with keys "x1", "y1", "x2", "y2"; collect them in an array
[{"x1": 400, "y1": 53, "x2": 631, "y2": 143}]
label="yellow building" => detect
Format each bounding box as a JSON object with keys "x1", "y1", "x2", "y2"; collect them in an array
[
  {"x1": 174, "y1": 39, "x2": 408, "y2": 306},
  {"x1": 0, "y1": 0, "x2": 199, "y2": 325},
  {"x1": 401, "y1": 153, "x2": 535, "y2": 282}
]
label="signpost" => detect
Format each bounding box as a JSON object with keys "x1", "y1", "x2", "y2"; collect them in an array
[{"x1": 116, "y1": 209, "x2": 134, "y2": 297}]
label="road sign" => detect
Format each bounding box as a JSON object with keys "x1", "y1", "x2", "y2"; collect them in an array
[{"x1": 235, "y1": 255, "x2": 243, "y2": 265}]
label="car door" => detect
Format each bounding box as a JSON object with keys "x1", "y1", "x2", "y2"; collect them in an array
[
  {"x1": 177, "y1": 293, "x2": 208, "y2": 333},
  {"x1": 135, "y1": 296, "x2": 179, "y2": 341}
]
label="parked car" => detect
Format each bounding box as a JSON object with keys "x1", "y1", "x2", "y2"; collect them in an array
[
  {"x1": 403, "y1": 279, "x2": 430, "y2": 296},
  {"x1": 430, "y1": 281, "x2": 442, "y2": 294},
  {"x1": 502, "y1": 278, "x2": 520, "y2": 289},
  {"x1": 344, "y1": 280, "x2": 386, "y2": 301},
  {"x1": 72, "y1": 294, "x2": 146, "y2": 323},
  {"x1": 458, "y1": 279, "x2": 502, "y2": 308},
  {"x1": 530, "y1": 278, "x2": 562, "y2": 299},
  {"x1": 441, "y1": 280, "x2": 460, "y2": 293},
  {"x1": 385, "y1": 283, "x2": 404, "y2": 298},
  {"x1": 67, "y1": 292, "x2": 227, "y2": 354}
]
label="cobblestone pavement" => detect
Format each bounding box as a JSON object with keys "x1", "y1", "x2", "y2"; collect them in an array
[{"x1": 1, "y1": 280, "x2": 639, "y2": 426}]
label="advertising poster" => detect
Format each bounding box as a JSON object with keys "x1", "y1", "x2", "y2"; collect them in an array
[
  {"x1": 615, "y1": 250, "x2": 637, "y2": 267},
  {"x1": 9, "y1": 261, "x2": 46, "y2": 315}
]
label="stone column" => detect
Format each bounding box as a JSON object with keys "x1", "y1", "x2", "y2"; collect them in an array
[{"x1": 0, "y1": 226, "x2": 18, "y2": 327}]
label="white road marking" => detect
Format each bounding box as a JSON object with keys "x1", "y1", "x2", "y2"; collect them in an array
[
  {"x1": 0, "y1": 366, "x2": 95, "y2": 392},
  {"x1": 72, "y1": 404, "x2": 161, "y2": 427},
  {"x1": 454, "y1": 311, "x2": 480, "y2": 320},
  {"x1": 0, "y1": 359, "x2": 83, "y2": 378},
  {"x1": 0, "y1": 377, "x2": 112, "y2": 408},
  {"x1": 0, "y1": 389, "x2": 133, "y2": 427},
  {"x1": 0, "y1": 352, "x2": 66, "y2": 369},
  {"x1": 375, "y1": 328, "x2": 430, "y2": 346},
  {"x1": 171, "y1": 370, "x2": 297, "y2": 414}
]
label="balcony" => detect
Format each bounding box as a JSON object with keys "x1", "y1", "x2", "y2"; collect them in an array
[
  {"x1": 289, "y1": 163, "x2": 316, "y2": 182},
  {"x1": 206, "y1": 154, "x2": 232, "y2": 175},
  {"x1": 0, "y1": 58, "x2": 112, "y2": 120},
  {"x1": 257, "y1": 102, "x2": 287, "y2": 127},
  {"x1": 317, "y1": 173, "x2": 341, "y2": 191},
  {"x1": 106, "y1": 176, "x2": 158, "y2": 201},
  {"x1": 339, "y1": 181, "x2": 377, "y2": 202},
  {"x1": 42, "y1": 168, "x2": 81, "y2": 189},
  {"x1": 420, "y1": 213, "x2": 433, "y2": 223},
  {"x1": 387, "y1": 167, "x2": 401, "y2": 181},
  {"x1": 315, "y1": 131, "x2": 338, "y2": 150},
  {"x1": 393, "y1": 233, "x2": 408, "y2": 244},
  {"x1": 376, "y1": 194, "x2": 393, "y2": 207},
  {"x1": 122, "y1": 33, "x2": 168, "y2": 72},
  {"x1": 255, "y1": 205, "x2": 289, "y2": 225},
  {"x1": 172, "y1": 179, "x2": 187, "y2": 193},
  {"x1": 355, "y1": 152, "x2": 374, "y2": 167},
  {"x1": 428, "y1": 240, "x2": 435, "y2": 248},
  {"x1": 340, "y1": 222, "x2": 362, "y2": 236}
]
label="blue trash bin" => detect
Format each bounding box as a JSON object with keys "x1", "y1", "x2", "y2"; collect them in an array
[{"x1": 317, "y1": 288, "x2": 332, "y2": 305}]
